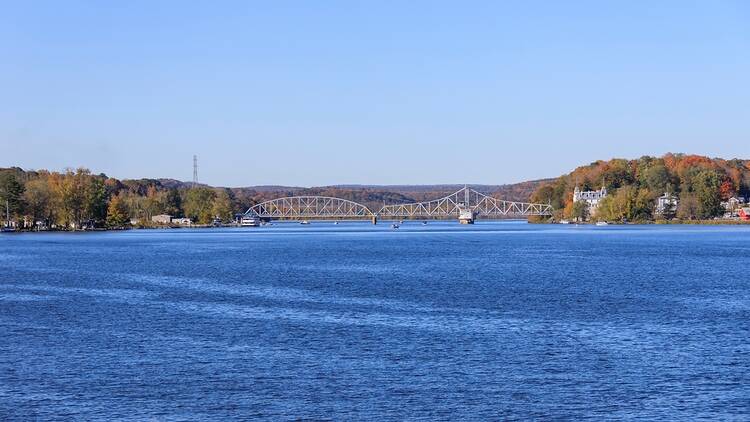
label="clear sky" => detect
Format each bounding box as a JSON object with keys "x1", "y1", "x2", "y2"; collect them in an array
[{"x1": 1, "y1": 1, "x2": 748, "y2": 187}]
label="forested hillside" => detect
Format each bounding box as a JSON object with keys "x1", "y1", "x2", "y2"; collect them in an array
[
  {"x1": 531, "y1": 154, "x2": 750, "y2": 222},
  {"x1": 4, "y1": 156, "x2": 744, "y2": 230}
]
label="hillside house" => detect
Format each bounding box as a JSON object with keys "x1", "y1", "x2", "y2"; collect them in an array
[
  {"x1": 573, "y1": 185, "x2": 607, "y2": 214},
  {"x1": 656, "y1": 192, "x2": 678, "y2": 215}
]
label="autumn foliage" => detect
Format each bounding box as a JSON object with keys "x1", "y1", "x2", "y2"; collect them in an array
[{"x1": 531, "y1": 154, "x2": 750, "y2": 222}]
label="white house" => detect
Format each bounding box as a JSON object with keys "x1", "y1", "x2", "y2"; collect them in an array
[
  {"x1": 721, "y1": 196, "x2": 744, "y2": 212},
  {"x1": 573, "y1": 185, "x2": 607, "y2": 213},
  {"x1": 151, "y1": 214, "x2": 172, "y2": 224},
  {"x1": 656, "y1": 192, "x2": 678, "y2": 215},
  {"x1": 171, "y1": 217, "x2": 192, "y2": 226}
]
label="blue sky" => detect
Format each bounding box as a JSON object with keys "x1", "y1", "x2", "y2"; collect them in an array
[{"x1": 1, "y1": 1, "x2": 748, "y2": 186}]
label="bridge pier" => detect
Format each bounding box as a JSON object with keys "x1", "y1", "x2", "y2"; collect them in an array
[{"x1": 372, "y1": 215, "x2": 378, "y2": 225}]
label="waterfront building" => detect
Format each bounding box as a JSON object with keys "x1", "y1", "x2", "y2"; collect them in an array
[
  {"x1": 656, "y1": 192, "x2": 678, "y2": 215},
  {"x1": 171, "y1": 217, "x2": 192, "y2": 226},
  {"x1": 152, "y1": 214, "x2": 172, "y2": 224},
  {"x1": 721, "y1": 196, "x2": 744, "y2": 212},
  {"x1": 573, "y1": 185, "x2": 607, "y2": 213}
]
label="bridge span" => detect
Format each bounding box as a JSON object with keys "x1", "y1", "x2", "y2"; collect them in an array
[{"x1": 245, "y1": 186, "x2": 552, "y2": 224}]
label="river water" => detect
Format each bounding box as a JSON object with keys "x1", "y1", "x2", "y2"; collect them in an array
[{"x1": 1, "y1": 222, "x2": 749, "y2": 420}]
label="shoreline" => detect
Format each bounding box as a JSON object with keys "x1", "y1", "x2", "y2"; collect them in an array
[
  {"x1": 6, "y1": 219, "x2": 750, "y2": 233},
  {"x1": 539, "y1": 219, "x2": 750, "y2": 226}
]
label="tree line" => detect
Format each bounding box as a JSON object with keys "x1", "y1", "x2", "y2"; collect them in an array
[
  {"x1": 0, "y1": 166, "x2": 444, "y2": 230},
  {"x1": 531, "y1": 154, "x2": 750, "y2": 222},
  {"x1": 0, "y1": 167, "x2": 239, "y2": 229}
]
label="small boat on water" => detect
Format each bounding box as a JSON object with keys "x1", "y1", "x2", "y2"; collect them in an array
[
  {"x1": 595, "y1": 221, "x2": 609, "y2": 226},
  {"x1": 559, "y1": 219, "x2": 570, "y2": 225},
  {"x1": 300, "y1": 220, "x2": 310, "y2": 225},
  {"x1": 422, "y1": 221, "x2": 427, "y2": 225},
  {"x1": 391, "y1": 223, "x2": 400, "y2": 229},
  {"x1": 333, "y1": 221, "x2": 339, "y2": 225}
]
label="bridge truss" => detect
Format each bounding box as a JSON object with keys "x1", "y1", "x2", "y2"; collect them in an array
[
  {"x1": 244, "y1": 186, "x2": 552, "y2": 222},
  {"x1": 377, "y1": 186, "x2": 552, "y2": 218},
  {"x1": 248, "y1": 196, "x2": 375, "y2": 220}
]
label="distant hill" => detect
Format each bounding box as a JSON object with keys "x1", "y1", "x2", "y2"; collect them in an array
[
  {"x1": 222, "y1": 180, "x2": 552, "y2": 211},
  {"x1": 322, "y1": 182, "x2": 553, "y2": 201},
  {"x1": 155, "y1": 179, "x2": 306, "y2": 193},
  {"x1": 145, "y1": 179, "x2": 552, "y2": 213}
]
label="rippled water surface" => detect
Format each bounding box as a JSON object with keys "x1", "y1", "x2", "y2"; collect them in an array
[{"x1": 2, "y1": 222, "x2": 750, "y2": 420}]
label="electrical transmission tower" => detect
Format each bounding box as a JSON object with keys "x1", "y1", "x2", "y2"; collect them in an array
[{"x1": 193, "y1": 155, "x2": 198, "y2": 188}]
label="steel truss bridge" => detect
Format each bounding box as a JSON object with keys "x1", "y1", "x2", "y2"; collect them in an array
[{"x1": 245, "y1": 186, "x2": 553, "y2": 224}]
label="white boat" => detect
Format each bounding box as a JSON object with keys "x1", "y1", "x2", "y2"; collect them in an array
[
  {"x1": 458, "y1": 207, "x2": 475, "y2": 224},
  {"x1": 391, "y1": 223, "x2": 400, "y2": 229},
  {"x1": 333, "y1": 221, "x2": 339, "y2": 225},
  {"x1": 595, "y1": 221, "x2": 609, "y2": 226},
  {"x1": 559, "y1": 219, "x2": 570, "y2": 225},
  {"x1": 240, "y1": 216, "x2": 260, "y2": 227},
  {"x1": 300, "y1": 220, "x2": 310, "y2": 225}
]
